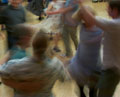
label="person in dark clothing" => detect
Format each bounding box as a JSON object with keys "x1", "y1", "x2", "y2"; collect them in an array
[
  {"x1": 1, "y1": 0, "x2": 8, "y2": 4},
  {"x1": 27, "y1": 0, "x2": 32, "y2": 2},
  {"x1": 0, "y1": 0, "x2": 8, "y2": 30},
  {"x1": 27, "y1": 0, "x2": 45, "y2": 20},
  {"x1": 0, "y1": 0, "x2": 26, "y2": 49},
  {"x1": 45, "y1": 0, "x2": 52, "y2": 8}
]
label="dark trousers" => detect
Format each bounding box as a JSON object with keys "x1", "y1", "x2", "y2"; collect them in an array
[
  {"x1": 7, "y1": 32, "x2": 17, "y2": 49},
  {"x1": 97, "y1": 68, "x2": 120, "y2": 97}
]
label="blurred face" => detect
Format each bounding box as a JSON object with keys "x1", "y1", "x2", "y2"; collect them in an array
[
  {"x1": 107, "y1": 6, "x2": 114, "y2": 18},
  {"x1": 107, "y1": 5, "x2": 119, "y2": 18},
  {"x1": 9, "y1": 0, "x2": 22, "y2": 8},
  {"x1": 19, "y1": 34, "x2": 32, "y2": 48}
]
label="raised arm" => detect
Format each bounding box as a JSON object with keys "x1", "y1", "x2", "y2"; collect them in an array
[
  {"x1": 46, "y1": 2, "x2": 76, "y2": 15},
  {"x1": 78, "y1": 0, "x2": 120, "y2": 32},
  {"x1": 46, "y1": 6, "x2": 73, "y2": 15},
  {"x1": 79, "y1": 3, "x2": 96, "y2": 25}
]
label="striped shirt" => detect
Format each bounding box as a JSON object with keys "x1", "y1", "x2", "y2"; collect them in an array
[{"x1": 0, "y1": 57, "x2": 69, "y2": 97}]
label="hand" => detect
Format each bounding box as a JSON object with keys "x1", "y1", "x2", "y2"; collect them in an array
[
  {"x1": 46, "y1": 11, "x2": 58, "y2": 15},
  {"x1": 0, "y1": 33, "x2": 5, "y2": 40}
]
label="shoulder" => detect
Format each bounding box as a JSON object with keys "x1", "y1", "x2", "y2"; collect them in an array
[{"x1": 17, "y1": 5, "x2": 26, "y2": 13}]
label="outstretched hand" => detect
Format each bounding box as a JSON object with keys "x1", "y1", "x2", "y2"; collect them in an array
[
  {"x1": 0, "y1": 33, "x2": 5, "y2": 40},
  {"x1": 46, "y1": 8, "x2": 64, "y2": 15}
]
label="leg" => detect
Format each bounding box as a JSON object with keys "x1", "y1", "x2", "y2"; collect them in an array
[
  {"x1": 69, "y1": 27, "x2": 78, "y2": 50},
  {"x1": 77, "y1": 84, "x2": 86, "y2": 97},
  {"x1": 89, "y1": 87, "x2": 97, "y2": 97},
  {"x1": 7, "y1": 36, "x2": 14, "y2": 49},
  {"x1": 54, "y1": 33, "x2": 60, "y2": 48},
  {"x1": 53, "y1": 33, "x2": 61, "y2": 52},
  {"x1": 78, "y1": 85, "x2": 86, "y2": 97},
  {"x1": 62, "y1": 25, "x2": 72, "y2": 57},
  {"x1": 7, "y1": 33, "x2": 17, "y2": 49},
  {"x1": 97, "y1": 69, "x2": 120, "y2": 97},
  {"x1": 38, "y1": 12, "x2": 44, "y2": 20},
  {"x1": 49, "y1": 32, "x2": 53, "y2": 40}
]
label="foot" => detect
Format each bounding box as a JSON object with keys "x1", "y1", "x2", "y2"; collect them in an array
[
  {"x1": 53, "y1": 47, "x2": 61, "y2": 52},
  {"x1": 38, "y1": 16, "x2": 44, "y2": 21},
  {"x1": 92, "y1": 0, "x2": 98, "y2": 2}
]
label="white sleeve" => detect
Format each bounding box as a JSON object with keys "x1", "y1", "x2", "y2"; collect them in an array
[{"x1": 95, "y1": 16, "x2": 120, "y2": 32}]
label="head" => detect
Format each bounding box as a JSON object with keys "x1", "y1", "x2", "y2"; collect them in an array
[
  {"x1": 13, "y1": 24, "x2": 34, "y2": 48},
  {"x1": 108, "y1": 0, "x2": 120, "y2": 18},
  {"x1": 32, "y1": 29, "x2": 49, "y2": 59},
  {"x1": 9, "y1": 0, "x2": 22, "y2": 8}
]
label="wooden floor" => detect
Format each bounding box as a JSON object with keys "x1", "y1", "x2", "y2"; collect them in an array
[{"x1": 0, "y1": 2, "x2": 120, "y2": 97}]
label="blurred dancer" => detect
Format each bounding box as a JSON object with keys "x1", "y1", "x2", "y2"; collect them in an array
[
  {"x1": 0, "y1": 24, "x2": 34, "y2": 65},
  {"x1": 46, "y1": 0, "x2": 79, "y2": 57},
  {"x1": 34, "y1": 0, "x2": 65, "y2": 52},
  {"x1": 0, "y1": 29, "x2": 71, "y2": 97},
  {"x1": 27, "y1": 0, "x2": 45, "y2": 20},
  {"x1": 78, "y1": 0, "x2": 120, "y2": 96},
  {"x1": 0, "y1": 0, "x2": 26, "y2": 49},
  {"x1": 45, "y1": 0, "x2": 65, "y2": 52},
  {"x1": 69, "y1": 6, "x2": 103, "y2": 97}
]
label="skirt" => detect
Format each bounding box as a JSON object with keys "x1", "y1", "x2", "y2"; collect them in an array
[
  {"x1": 26, "y1": 0, "x2": 44, "y2": 16},
  {"x1": 33, "y1": 15, "x2": 62, "y2": 34}
]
